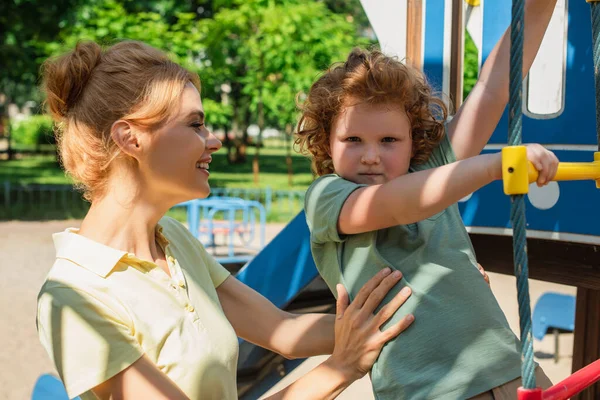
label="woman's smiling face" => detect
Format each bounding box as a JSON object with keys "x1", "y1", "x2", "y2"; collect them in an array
[{"x1": 138, "y1": 83, "x2": 222, "y2": 203}]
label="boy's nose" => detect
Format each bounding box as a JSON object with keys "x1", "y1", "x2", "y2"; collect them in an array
[{"x1": 361, "y1": 147, "x2": 380, "y2": 164}]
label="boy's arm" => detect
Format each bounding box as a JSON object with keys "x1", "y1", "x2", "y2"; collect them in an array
[
  {"x1": 447, "y1": 0, "x2": 557, "y2": 160},
  {"x1": 339, "y1": 143, "x2": 558, "y2": 235},
  {"x1": 338, "y1": 153, "x2": 502, "y2": 234}
]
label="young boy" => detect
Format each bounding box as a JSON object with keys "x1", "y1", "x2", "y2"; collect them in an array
[{"x1": 296, "y1": 0, "x2": 558, "y2": 398}]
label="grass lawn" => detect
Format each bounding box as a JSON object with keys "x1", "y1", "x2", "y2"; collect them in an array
[
  {"x1": 0, "y1": 143, "x2": 314, "y2": 222},
  {"x1": 0, "y1": 145, "x2": 315, "y2": 191}
]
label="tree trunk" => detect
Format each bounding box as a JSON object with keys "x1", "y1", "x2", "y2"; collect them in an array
[
  {"x1": 0, "y1": 96, "x2": 14, "y2": 160},
  {"x1": 253, "y1": 98, "x2": 263, "y2": 185},
  {"x1": 285, "y1": 124, "x2": 293, "y2": 186}
]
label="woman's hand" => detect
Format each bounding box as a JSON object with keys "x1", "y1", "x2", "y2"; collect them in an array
[
  {"x1": 326, "y1": 267, "x2": 414, "y2": 382},
  {"x1": 477, "y1": 263, "x2": 491, "y2": 286},
  {"x1": 265, "y1": 267, "x2": 413, "y2": 399}
]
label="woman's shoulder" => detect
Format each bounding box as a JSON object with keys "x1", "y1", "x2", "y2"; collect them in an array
[
  {"x1": 158, "y1": 215, "x2": 197, "y2": 246},
  {"x1": 37, "y1": 257, "x2": 117, "y2": 313}
]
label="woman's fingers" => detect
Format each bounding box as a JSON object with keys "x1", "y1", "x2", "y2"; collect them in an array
[
  {"x1": 336, "y1": 284, "x2": 350, "y2": 320},
  {"x1": 359, "y1": 270, "x2": 403, "y2": 321},
  {"x1": 328, "y1": 268, "x2": 412, "y2": 381},
  {"x1": 379, "y1": 313, "x2": 415, "y2": 342},
  {"x1": 373, "y1": 285, "x2": 412, "y2": 327},
  {"x1": 351, "y1": 267, "x2": 392, "y2": 309},
  {"x1": 477, "y1": 263, "x2": 490, "y2": 286}
]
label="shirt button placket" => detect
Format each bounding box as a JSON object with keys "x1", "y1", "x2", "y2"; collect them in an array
[{"x1": 167, "y1": 255, "x2": 196, "y2": 320}]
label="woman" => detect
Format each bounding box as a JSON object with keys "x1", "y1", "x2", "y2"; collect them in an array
[{"x1": 36, "y1": 40, "x2": 415, "y2": 399}]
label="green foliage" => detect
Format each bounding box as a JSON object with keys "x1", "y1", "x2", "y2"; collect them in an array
[
  {"x1": 45, "y1": 0, "x2": 204, "y2": 67},
  {"x1": 463, "y1": 31, "x2": 479, "y2": 100},
  {"x1": 0, "y1": 0, "x2": 86, "y2": 106},
  {"x1": 10, "y1": 115, "x2": 55, "y2": 147},
  {"x1": 202, "y1": 98, "x2": 233, "y2": 129},
  {"x1": 201, "y1": 0, "x2": 368, "y2": 133},
  {"x1": 5, "y1": 0, "x2": 369, "y2": 149},
  {"x1": 322, "y1": 0, "x2": 372, "y2": 32}
]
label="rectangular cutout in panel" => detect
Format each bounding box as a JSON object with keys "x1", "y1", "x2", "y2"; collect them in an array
[{"x1": 525, "y1": 0, "x2": 567, "y2": 118}]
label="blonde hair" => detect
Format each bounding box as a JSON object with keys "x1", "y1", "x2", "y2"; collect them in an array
[
  {"x1": 41, "y1": 40, "x2": 200, "y2": 201},
  {"x1": 295, "y1": 48, "x2": 448, "y2": 176}
]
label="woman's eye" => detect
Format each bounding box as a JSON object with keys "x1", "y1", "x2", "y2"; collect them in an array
[
  {"x1": 346, "y1": 136, "x2": 360, "y2": 142},
  {"x1": 382, "y1": 137, "x2": 397, "y2": 143},
  {"x1": 191, "y1": 122, "x2": 205, "y2": 131}
]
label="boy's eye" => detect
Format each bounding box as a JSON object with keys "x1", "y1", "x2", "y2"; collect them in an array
[
  {"x1": 382, "y1": 137, "x2": 397, "y2": 143},
  {"x1": 346, "y1": 136, "x2": 360, "y2": 142}
]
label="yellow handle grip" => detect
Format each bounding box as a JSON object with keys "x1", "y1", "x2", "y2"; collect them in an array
[
  {"x1": 527, "y1": 161, "x2": 600, "y2": 182},
  {"x1": 502, "y1": 146, "x2": 600, "y2": 195}
]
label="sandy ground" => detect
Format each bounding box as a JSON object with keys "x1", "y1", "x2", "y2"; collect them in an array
[{"x1": 0, "y1": 220, "x2": 576, "y2": 400}]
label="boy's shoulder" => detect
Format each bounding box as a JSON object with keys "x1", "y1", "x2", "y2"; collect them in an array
[
  {"x1": 307, "y1": 173, "x2": 361, "y2": 195},
  {"x1": 305, "y1": 174, "x2": 365, "y2": 230},
  {"x1": 306, "y1": 174, "x2": 363, "y2": 205}
]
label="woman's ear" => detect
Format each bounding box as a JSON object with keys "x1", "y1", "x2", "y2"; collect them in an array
[{"x1": 111, "y1": 120, "x2": 141, "y2": 159}]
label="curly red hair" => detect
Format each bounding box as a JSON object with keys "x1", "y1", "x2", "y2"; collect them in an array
[{"x1": 295, "y1": 48, "x2": 448, "y2": 176}]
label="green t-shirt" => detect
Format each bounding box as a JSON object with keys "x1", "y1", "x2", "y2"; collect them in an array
[{"x1": 304, "y1": 134, "x2": 522, "y2": 400}]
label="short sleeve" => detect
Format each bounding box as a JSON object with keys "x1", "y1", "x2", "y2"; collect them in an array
[
  {"x1": 198, "y1": 246, "x2": 231, "y2": 288},
  {"x1": 37, "y1": 287, "x2": 144, "y2": 398},
  {"x1": 412, "y1": 129, "x2": 456, "y2": 171},
  {"x1": 304, "y1": 174, "x2": 366, "y2": 245}
]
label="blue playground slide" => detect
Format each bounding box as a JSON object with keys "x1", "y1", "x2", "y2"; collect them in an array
[{"x1": 235, "y1": 211, "x2": 326, "y2": 399}]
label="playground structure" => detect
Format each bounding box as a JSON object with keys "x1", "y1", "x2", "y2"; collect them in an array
[{"x1": 234, "y1": 0, "x2": 600, "y2": 398}]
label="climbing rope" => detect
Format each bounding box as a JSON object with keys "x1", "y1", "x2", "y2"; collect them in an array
[
  {"x1": 590, "y1": 1, "x2": 600, "y2": 150},
  {"x1": 508, "y1": 0, "x2": 536, "y2": 390}
]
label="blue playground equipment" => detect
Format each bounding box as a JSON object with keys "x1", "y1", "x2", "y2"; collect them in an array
[
  {"x1": 176, "y1": 197, "x2": 266, "y2": 265},
  {"x1": 532, "y1": 292, "x2": 576, "y2": 363},
  {"x1": 235, "y1": 211, "x2": 324, "y2": 399},
  {"x1": 31, "y1": 374, "x2": 77, "y2": 400}
]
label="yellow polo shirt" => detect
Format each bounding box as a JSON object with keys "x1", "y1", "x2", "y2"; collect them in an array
[{"x1": 36, "y1": 216, "x2": 239, "y2": 400}]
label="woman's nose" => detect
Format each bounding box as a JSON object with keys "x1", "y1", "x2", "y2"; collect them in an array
[{"x1": 206, "y1": 130, "x2": 222, "y2": 152}]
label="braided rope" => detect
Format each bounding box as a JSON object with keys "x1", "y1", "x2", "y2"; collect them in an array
[
  {"x1": 509, "y1": 0, "x2": 536, "y2": 389},
  {"x1": 591, "y1": 2, "x2": 600, "y2": 151}
]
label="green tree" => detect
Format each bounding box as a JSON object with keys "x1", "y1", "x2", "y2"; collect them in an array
[
  {"x1": 46, "y1": 0, "x2": 234, "y2": 129},
  {"x1": 202, "y1": 0, "x2": 368, "y2": 183},
  {"x1": 463, "y1": 31, "x2": 479, "y2": 100},
  {"x1": 0, "y1": 0, "x2": 87, "y2": 158}
]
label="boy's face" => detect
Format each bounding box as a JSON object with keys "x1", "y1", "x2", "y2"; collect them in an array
[{"x1": 329, "y1": 102, "x2": 413, "y2": 185}]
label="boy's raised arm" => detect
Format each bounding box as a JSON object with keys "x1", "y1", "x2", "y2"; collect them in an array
[
  {"x1": 338, "y1": 143, "x2": 558, "y2": 235},
  {"x1": 338, "y1": 153, "x2": 502, "y2": 234},
  {"x1": 447, "y1": 0, "x2": 557, "y2": 161}
]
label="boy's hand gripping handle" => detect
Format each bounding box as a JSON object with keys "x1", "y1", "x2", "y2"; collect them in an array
[{"x1": 502, "y1": 146, "x2": 600, "y2": 195}]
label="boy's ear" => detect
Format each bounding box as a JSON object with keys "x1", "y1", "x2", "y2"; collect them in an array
[{"x1": 111, "y1": 120, "x2": 142, "y2": 159}]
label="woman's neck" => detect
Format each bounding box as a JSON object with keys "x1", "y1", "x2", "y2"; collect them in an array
[{"x1": 78, "y1": 188, "x2": 170, "y2": 264}]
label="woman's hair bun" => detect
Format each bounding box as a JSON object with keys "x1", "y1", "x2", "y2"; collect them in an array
[{"x1": 42, "y1": 41, "x2": 102, "y2": 120}]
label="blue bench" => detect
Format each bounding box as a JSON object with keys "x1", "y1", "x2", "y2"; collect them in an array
[{"x1": 532, "y1": 292, "x2": 576, "y2": 363}]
